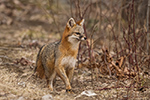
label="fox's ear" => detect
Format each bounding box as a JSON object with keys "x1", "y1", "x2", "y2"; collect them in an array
[
  {"x1": 67, "y1": 18, "x2": 76, "y2": 28},
  {"x1": 79, "y1": 19, "x2": 84, "y2": 26}
]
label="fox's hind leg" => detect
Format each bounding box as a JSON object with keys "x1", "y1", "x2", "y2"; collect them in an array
[{"x1": 47, "y1": 71, "x2": 56, "y2": 91}]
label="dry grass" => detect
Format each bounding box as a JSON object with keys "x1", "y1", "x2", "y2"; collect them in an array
[{"x1": 0, "y1": 0, "x2": 150, "y2": 99}]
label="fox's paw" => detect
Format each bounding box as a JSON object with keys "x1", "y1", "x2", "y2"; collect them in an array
[
  {"x1": 66, "y1": 89, "x2": 74, "y2": 94},
  {"x1": 48, "y1": 85, "x2": 53, "y2": 91}
]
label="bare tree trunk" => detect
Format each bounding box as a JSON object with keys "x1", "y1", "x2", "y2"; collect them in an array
[
  {"x1": 98, "y1": 0, "x2": 102, "y2": 37},
  {"x1": 147, "y1": 0, "x2": 150, "y2": 54},
  {"x1": 70, "y1": 0, "x2": 73, "y2": 17}
]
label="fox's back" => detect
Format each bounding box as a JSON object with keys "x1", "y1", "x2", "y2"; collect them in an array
[{"x1": 41, "y1": 42, "x2": 59, "y2": 63}]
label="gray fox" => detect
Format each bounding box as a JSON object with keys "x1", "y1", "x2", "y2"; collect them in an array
[{"x1": 34, "y1": 18, "x2": 86, "y2": 93}]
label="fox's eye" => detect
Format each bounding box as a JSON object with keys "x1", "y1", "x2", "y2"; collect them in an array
[{"x1": 75, "y1": 32, "x2": 80, "y2": 35}]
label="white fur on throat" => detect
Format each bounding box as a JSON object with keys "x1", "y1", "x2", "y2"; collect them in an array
[
  {"x1": 61, "y1": 56, "x2": 76, "y2": 68},
  {"x1": 68, "y1": 35, "x2": 80, "y2": 50}
]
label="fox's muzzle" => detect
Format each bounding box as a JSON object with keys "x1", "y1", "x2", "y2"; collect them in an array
[{"x1": 79, "y1": 35, "x2": 86, "y2": 41}]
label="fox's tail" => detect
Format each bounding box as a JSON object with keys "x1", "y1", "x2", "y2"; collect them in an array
[{"x1": 34, "y1": 45, "x2": 45, "y2": 79}]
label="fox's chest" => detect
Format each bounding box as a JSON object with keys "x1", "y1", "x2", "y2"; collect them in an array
[{"x1": 61, "y1": 56, "x2": 76, "y2": 68}]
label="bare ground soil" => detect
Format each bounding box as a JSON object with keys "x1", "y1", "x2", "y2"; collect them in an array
[{"x1": 0, "y1": 21, "x2": 150, "y2": 100}]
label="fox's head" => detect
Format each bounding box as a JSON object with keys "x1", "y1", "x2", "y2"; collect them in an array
[{"x1": 62, "y1": 18, "x2": 87, "y2": 43}]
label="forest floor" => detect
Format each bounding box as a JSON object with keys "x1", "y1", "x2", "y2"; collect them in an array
[
  {"x1": 0, "y1": 1, "x2": 150, "y2": 99},
  {"x1": 0, "y1": 20, "x2": 150, "y2": 100}
]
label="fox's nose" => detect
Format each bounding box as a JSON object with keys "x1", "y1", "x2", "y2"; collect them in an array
[{"x1": 84, "y1": 37, "x2": 87, "y2": 40}]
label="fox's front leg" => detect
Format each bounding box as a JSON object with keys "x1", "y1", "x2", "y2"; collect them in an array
[
  {"x1": 55, "y1": 66, "x2": 72, "y2": 93},
  {"x1": 66, "y1": 67, "x2": 74, "y2": 84}
]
